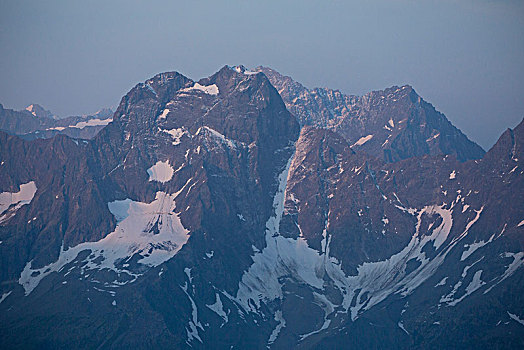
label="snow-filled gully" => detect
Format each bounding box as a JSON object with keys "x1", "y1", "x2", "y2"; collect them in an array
[{"x1": 233, "y1": 149, "x2": 501, "y2": 343}]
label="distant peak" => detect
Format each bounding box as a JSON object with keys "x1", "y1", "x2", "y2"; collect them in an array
[
  {"x1": 513, "y1": 116, "x2": 524, "y2": 136},
  {"x1": 93, "y1": 108, "x2": 114, "y2": 119},
  {"x1": 254, "y1": 66, "x2": 284, "y2": 78},
  {"x1": 254, "y1": 66, "x2": 276, "y2": 73},
  {"x1": 25, "y1": 104, "x2": 56, "y2": 119},
  {"x1": 382, "y1": 84, "x2": 415, "y2": 94},
  {"x1": 221, "y1": 65, "x2": 259, "y2": 76},
  {"x1": 144, "y1": 71, "x2": 192, "y2": 89},
  {"x1": 233, "y1": 65, "x2": 247, "y2": 73}
]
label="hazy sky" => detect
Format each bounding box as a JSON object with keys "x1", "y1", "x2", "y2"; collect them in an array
[{"x1": 1, "y1": 0, "x2": 523, "y2": 149}]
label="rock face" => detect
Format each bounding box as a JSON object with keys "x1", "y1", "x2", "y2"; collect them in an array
[
  {"x1": 25, "y1": 104, "x2": 56, "y2": 119},
  {"x1": 256, "y1": 66, "x2": 485, "y2": 162},
  {"x1": 0, "y1": 103, "x2": 113, "y2": 140},
  {"x1": 0, "y1": 66, "x2": 522, "y2": 349}
]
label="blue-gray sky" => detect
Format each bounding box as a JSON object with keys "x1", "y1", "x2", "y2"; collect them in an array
[{"x1": 1, "y1": 0, "x2": 523, "y2": 149}]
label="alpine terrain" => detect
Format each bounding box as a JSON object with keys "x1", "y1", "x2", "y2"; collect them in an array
[
  {"x1": 0, "y1": 65, "x2": 522, "y2": 349},
  {"x1": 0, "y1": 104, "x2": 113, "y2": 140}
]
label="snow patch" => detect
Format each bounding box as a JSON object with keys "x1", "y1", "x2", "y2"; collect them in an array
[
  {"x1": 426, "y1": 133, "x2": 440, "y2": 142},
  {"x1": 182, "y1": 280, "x2": 204, "y2": 343},
  {"x1": 498, "y1": 252, "x2": 524, "y2": 284},
  {"x1": 47, "y1": 126, "x2": 66, "y2": 131},
  {"x1": 72, "y1": 118, "x2": 112, "y2": 129},
  {"x1": 484, "y1": 252, "x2": 524, "y2": 294},
  {"x1": 0, "y1": 291, "x2": 12, "y2": 304},
  {"x1": 508, "y1": 312, "x2": 524, "y2": 326},
  {"x1": 435, "y1": 277, "x2": 448, "y2": 287},
  {"x1": 388, "y1": 118, "x2": 395, "y2": 128},
  {"x1": 441, "y1": 260, "x2": 485, "y2": 306},
  {"x1": 351, "y1": 134, "x2": 373, "y2": 147},
  {"x1": 19, "y1": 191, "x2": 190, "y2": 295},
  {"x1": 206, "y1": 293, "x2": 228, "y2": 325},
  {"x1": 0, "y1": 181, "x2": 37, "y2": 223},
  {"x1": 147, "y1": 160, "x2": 174, "y2": 183},
  {"x1": 398, "y1": 321, "x2": 409, "y2": 335},
  {"x1": 461, "y1": 234, "x2": 495, "y2": 261},
  {"x1": 268, "y1": 310, "x2": 286, "y2": 345},
  {"x1": 181, "y1": 83, "x2": 219, "y2": 96},
  {"x1": 197, "y1": 126, "x2": 237, "y2": 149},
  {"x1": 53, "y1": 118, "x2": 113, "y2": 130},
  {"x1": 300, "y1": 293, "x2": 334, "y2": 340},
  {"x1": 445, "y1": 270, "x2": 486, "y2": 306},
  {"x1": 158, "y1": 109, "x2": 170, "y2": 120},
  {"x1": 159, "y1": 127, "x2": 187, "y2": 146}
]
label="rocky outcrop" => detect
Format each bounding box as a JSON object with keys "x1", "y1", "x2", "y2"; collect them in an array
[{"x1": 256, "y1": 66, "x2": 485, "y2": 162}]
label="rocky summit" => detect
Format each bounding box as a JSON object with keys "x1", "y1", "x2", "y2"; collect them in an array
[
  {"x1": 0, "y1": 65, "x2": 522, "y2": 349},
  {"x1": 256, "y1": 66, "x2": 485, "y2": 163}
]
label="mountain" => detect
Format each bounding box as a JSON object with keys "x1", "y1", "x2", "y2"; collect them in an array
[
  {"x1": 0, "y1": 103, "x2": 113, "y2": 140},
  {"x1": 256, "y1": 66, "x2": 485, "y2": 162},
  {"x1": 0, "y1": 66, "x2": 522, "y2": 349},
  {"x1": 25, "y1": 104, "x2": 56, "y2": 119}
]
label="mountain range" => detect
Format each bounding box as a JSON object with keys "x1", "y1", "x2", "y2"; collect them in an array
[
  {"x1": 0, "y1": 65, "x2": 522, "y2": 349},
  {"x1": 0, "y1": 103, "x2": 113, "y2": 140}
]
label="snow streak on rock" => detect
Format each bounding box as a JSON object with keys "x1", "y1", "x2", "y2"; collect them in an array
[
  {"x1": 351, "y1": 134, "x2": 373, "y2": 147},
  {"x1": 196, "y1": 126, "x2": 237, "y2": 149},
  {"x1": 158, "y1": 108, "x2": 170, "y2": 120},
  {"x1": 182, "y1": 268, "x2": 204, "y2": 344},
  {"x1": 159, "y1": 127, "x2": 187, "y2": 146},
  {"x1": 180, "y1": 83, "x2": 219, "y2": 96},
  {"x1": 206, "y1": 293, "x2": 228, "y2": 325},
  {"x1": 235, "y1": 147, "x2": 498, "y2": 338},
  {"x1": 70, "y1": 118, "x2": 112, "y2": 129},
  {"x1": 0, "y1": 181, "x2": 37, "y2": 223},
  {"x1": 0, "y1": 291, "x2": 12, "y2": 304},
  {"x1": 268, "y1": 310, "x2": 286, "y2": 345},
  {"x1": 507, "y1": 312, "x2": 524, "y2": 326}
]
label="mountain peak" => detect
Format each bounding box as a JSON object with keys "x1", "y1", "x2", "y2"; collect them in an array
[
  {"x1": 223, "y1": 65, "x2": 259, "y2": 75},
  {"x1": 258, "y1": 67, "x2": 484, "y2": 162},
  {"x1": 483, "y1": 116, "x2": 524, "y2": 165},
  {"x1": 119, "y1": 71, "x2": 193, "y2": 108},
  {"x1": 25, "y1": 104, "x2": 56, "y2": 119},
  {"x1": 208, "y1": 65, "x2": 260, "y2": 80},
  {"x1": 365, "y1": 84, "x2": 416, "y2": 100},
  {"x1": 92, "y1": 108, "x2": 113, "y2": 119},
  {"x1": 232, "y1": 64, "x2": 247, "y2": 73}
]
